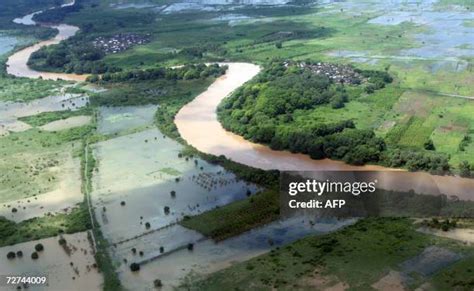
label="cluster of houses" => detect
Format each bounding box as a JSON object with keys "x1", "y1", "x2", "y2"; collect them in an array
[
  {"x1": 286, "y1": 61, "x2": 363, "y2": 84},
  {"x1": 92, "y1": 33, "x2": 151, "y2": 54}
]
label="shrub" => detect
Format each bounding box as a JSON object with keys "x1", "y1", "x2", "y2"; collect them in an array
[
  {"x1": 16, "y1": 251, "x2": 23, "y2": 258},
  {"x1": 58, "y1": 238, "x2": 67, "y2": 245},
  {"x1": 154, "y1": 279, "x2": 163, "y2": 288},
  {"x1": 6, "y1": 251, "x2": 16, "y2": 260},
  {"x1": 31, "y1": 252, "x2": 39, "y2": 260}
]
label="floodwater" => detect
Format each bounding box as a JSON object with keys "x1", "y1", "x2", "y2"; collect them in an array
[
  {"x1": 175, "y1": 63, "x2": 474, "y2": 199},
  {"x1": 322, "y1": 0, "x2": 474, "y2": 66},
  {"x1": 6, "y1": 1, "x2": 87, "y2": 81},
  {"x1": 0, "y1": 231, "x2": 102, "y2": 290},
  {"x1": 418, "y1": 227, "x2": 474, "y2": 245},
  {"x1": 91, "y1": 128, "x2": 259, "y2": 243},
  {"x1": 97, "y1": 105, "x2": 157, "y2": 135},
  {"x1": 118, "y1": 216, "x2": 355, "y2": 290}
]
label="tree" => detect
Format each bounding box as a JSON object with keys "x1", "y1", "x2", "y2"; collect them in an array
[
  {"x1": 31, "y1": 252, "x2": 39, "y2": 260},
  {"x1": 35, "y1": 243, "x2": 44, "y2": 252},
  {"x1": 6, "y1": 251, "x2": 16, "y2": 260},
  {"x1": 275, "y1": 41, "x2": 283, "y2": 49}
]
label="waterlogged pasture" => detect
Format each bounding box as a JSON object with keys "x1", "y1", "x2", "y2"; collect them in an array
[
  {"x1": 0, "y1": 231, "x2": 102, "y2": 290},
  {"x1": 97, "y1": 105, "x2": 157, "y2": 135}
]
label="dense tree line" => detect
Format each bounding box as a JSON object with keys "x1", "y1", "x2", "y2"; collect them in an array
[
  {"x1": 382, "y1": 148, "x2": 450, "y2": 174},
  {"x1": 28, "y1": 40, "x2": 119, "y2": 74},
  {"x1": 87, "y1": 63, "x2": 227, "y2": 83}
]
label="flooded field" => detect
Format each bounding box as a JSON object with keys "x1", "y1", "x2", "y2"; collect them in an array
[
  {"x1": 91, "y1": 128, "x2": 259, "y2": 242},
  {"x1": 418, "y1": 227, "x2": 474, "y2": 245},
  {"x1": 117, "y1": 217, "x2": 355, "y2": 290},
  {"x1": 40, "y1": 116, "x2": 92, "y2": 131},
  {"x1": 0, "y1": 94, "x2": 88, "y2": 136},
  {"x1": 97, "y1": 105, "x2": 157, "y2": 135},
  {"x1": 0, "y1": 231, "x2": 102, "y2": 290}
]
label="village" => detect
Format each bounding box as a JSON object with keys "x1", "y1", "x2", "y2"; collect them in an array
[
  {"x1": 92, "y1": 33, "x2": 151, "y2": 54},
  {"x1": 285, "y1": 61, "x2": 363, "y2": 84}
]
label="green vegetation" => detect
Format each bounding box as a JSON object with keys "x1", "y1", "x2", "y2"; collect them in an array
[
  {"x1": 87, "y1": 63, "x2": 227, "y2": 83},
  {"x1": 421, "y1": 218, "x2": 458, "y2": 232},
  {"x1": 0, "y1": 77, "x2": 63, "y2": 102},
  {"x1": 180, "y1": 190, "x2": 279, "y2": 241},
  {"x1": 19, "y1": 106, "x2": 93, "y2": 127},
  {"x1": 0, "y1": 203, "x2": 90, "y2": 247},
  {"x1": 88, "y1": 64, "x2": 224, "y2": 108}
]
